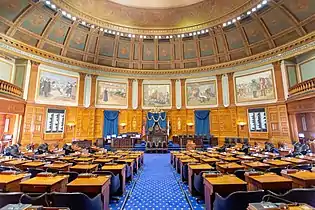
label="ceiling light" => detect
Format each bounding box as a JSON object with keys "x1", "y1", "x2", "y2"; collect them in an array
[
  {"x1": 128, "y1": 34, "x2": 132, "y2": 37},
  {"x1": 104, "y1": 29, "x2": 108, "y2": 32},
  {"x1": 177, "y1": 35, "x2": 181, "y2": 38},
  {"x1": 193, "y1": 32, "x2": 196, "y2": 35},
  {"x1": 237, "y1": 16, "x2": 241, "y2": 20},
  {"x1": 72, "y1": 16, "x2": 77, "y2": 21},
  {"x1": 201, "y1": 30, "x2": 205, "y2": 34},
  {"x1": 262, "y1": 0, "x2": 267, "y2": 5},
  {"x1": 121, "y1": 33, "x2": 124, "y2": 36},
  {"x1": 155, "y1": 36, "x2": 158, "y2": 39},
  {"x1": 197, "y1": 31, "x2": 200, "y2": 35},
  {"x1": 170, "y1": 35, "x2": 173, "y2": 38},
  {"x1": 247, "y1": 11, "x2": 251, "y2": 15},
  {"x1": 158, "y1": 36, "x2": 161, "y2": 39},
  {"x1": 51, "y1": 4, "x2": 56, "y2": 9},
  {"x1": 81, "y1": 21, "x2": 86, "y2": 25},
  {"x1": 252, "y1": 7, "x2": 257, "y2": 12},
  {"x1": 189, "y1": 33, "x2": 192, "y2": 36},
  {"x1": 66, "y1": 13, "x2": 71, "y2": 19},
  {"x1": 181, "y1": 34, "x2": 185, "y2": 37},
  {"x1": 61, "y1": 11, "x2": 66, "y2": 16},
  {"x1": 205, "y1": 29, "x2": 209, "y2": 32},
  {"x1": 140, "y1": 35, "x2": 143, "y2": 38},
  {"x1": 232, "y1": 19, "x2": 236, "y2": 23},
  {"x1": 223, "y1": 23, "x2": 227, "y2": 27},
  {"x1": 227, "y1": 21, "x2": 232, "y2": 25},
  {"x1": 116, "y1": 32, "x2": 120, "y2": 35},
  {"x1": 166, "y1": 36, "x2": 169, "y2": 38},
  {"x1": 143, "y1": 35, "x2": 146, "y2": 39},
  {"x1": 108, "y1": 30, "x2": 112, "y2": 33},
  {"x1": 100, "y1": 28, "x2": 104, "y2": 31},
  {"x1": 132, "y1": 34, "x2": 135, "y2": 38},
  {"x1": 45, "y1": 1, "x2": 51, "y2": 5},
  {"x1": 112, "y1": 31, "x2": 116, "y2": 34},
  {"x1": 257, "y1": 4, "x2": 262, "y2": 8}
]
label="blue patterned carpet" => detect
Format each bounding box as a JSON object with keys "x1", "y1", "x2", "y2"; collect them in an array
[{"x1": 110, "y1": 153, "x2": 205, "y2": 210}]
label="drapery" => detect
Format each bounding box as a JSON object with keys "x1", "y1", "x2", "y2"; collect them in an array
[
  {"x1": 194, "y1": 110, "x2": 210, "y2": 138},
  {"x1": 103, "y1": 110, "x2": 119, "y2": 137},
  {"x1": 146, "y1": 111, "x2": 167, "y2": 133}
]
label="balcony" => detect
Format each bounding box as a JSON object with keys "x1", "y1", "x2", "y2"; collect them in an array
[
  {"x1": 289, "y1": 77, "x2": 315, "y2": 98},
  {"x1": 0, "y1": 79, "x2": 23, "y2": 98}
]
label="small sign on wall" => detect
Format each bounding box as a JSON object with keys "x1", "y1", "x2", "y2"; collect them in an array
[{"x1": 45, "y1": 109, "x2": 65, "y2": 133}]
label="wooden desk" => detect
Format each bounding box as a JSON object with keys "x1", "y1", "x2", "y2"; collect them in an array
[
  {"x1": 3, "y1": 159, "x2": 31, "y2": 168},
  {"x1": 206, "y1": 153, "x2": 221, "y2": 158},
  {"x1": 175, "y1": 155, "x2": 191, "y2": 172},
  {"x1": 237, "y1": 156, "x2": 256, "y2": 161},
  {"x1": 116, "y1": 159, "x2": 135, "y2": 180},
  {"x1": 216, "y1": 162, "x2": 245, "y2": 174},
  {"x1": 124, "y1": 155, "x2": 139, "y2": 172},
  {"x1": 93, "y1": 158, "x2": 113, "y2": 164},
  {"x1": 200, "y1": 158, "x2": 219, "y2": 164},
  {"x1": 43, "y1": 163, "x2": 71, "y2": 171},
  {"x1": 107, "y1": 155, "x2": 122, "y2": 159},
  {"x1": 73, "y1": 157, "x2": 94, "y2": 162},
  {"x1": 297, "y1": 155, "x2": 315, "y2": 163},
  {"x1": 58, "y1": 157, "x2": 75, "y2": 162},
  {"x1": 281, "y1": 157, "x2": 309, "y2": 165},
  {"x1": 20, "y1": 161, "x2": 46, "y2": 170},
  {"x1": 0, "y1": 173, "x2": 30, "y2": 192},
  {"x1": 188, "y1": 164, "x2": 213, "y2": 195},
  {"x1": 101, "y1": 164, "x2": 126, "y2": 195},
  {"x1": 242, "y1": 161, "x2": 270, "y2": 171},
  {"x1": 220, "y1": 157, "x2": 239, "y2": 162},
  {"x1": 67, "y1": 176, "x2": 110, "y2": 210},
  {"x1": 281, "y1": 170, "x2": 315, "y2": 188},
  {"x1": 20, "y1": 175, "x2": 68, "y2": 193},
  {"x1": 204, "y1": 174, "x2": 247, "y2": 210},
  {"x1": 0, "y1": 157, "x2": 13, "y2": 163},
  {"x1": 70, "y1": 164, "x2": 98, "y2": 173},
  {"x1": 179, "y1": 158, "x2": 198, "y2": 181},
  {"x1": 245, "y1": 173, "x2": 292, "y2": 192},
  {"x1": 264, "y1": 160, "x2": 292, "y2": 168}
]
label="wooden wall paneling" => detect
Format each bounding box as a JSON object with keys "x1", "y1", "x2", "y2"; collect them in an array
[
  {"x1": 94, "y1": 108, "x2": 104, "y2": 139},
  {"x1": 210, "y1": 109, "x2": 220, "y2": 137},
  {"x1": 75, "y1": 107, "x2": 95, "y2": 140},
  {"x1": 0, "y1": 114, "x2": 6, "y2": 138},
  {"x1": 64, "y1": 107, "x2": 77, "y2": 142},
  {"x1": 169, "y1": 109, "x2": 187, "y2": 137},
  {"x1": 127, "y1": 110, "x2": 142, "y2": 133},
  {"x1": 78, "y1": 73, "x2": 86, "y2": 106},
  {"x1": 273, "y1": 61, "x2": 285, "y2": 102},
  {"x1": 27, "y1": 61, "x2": 39, "y2": 103},
  {"x1": 180, "y1": 79, "x2": 186, "y2": 108},
  {"x1": 268, "y1": 106, "x2": 281, "y2": 137},
  {"x1": 119, "y1": 110, "x2": 128, "y2": 134},
  {"x1": 186, "y1": 109, "x2": 195, "y2": 135},
  {"x1": 216, "y1": 75, "x2": 223, "y2": 106},
  {"x1": 218, "y1": 107, "x2": 237, "y2": 144},
  {"x1": 236, "y1": 107, "x2": 249, "y2": 138},
  {"x1": 90, "y1": 75, "x2": 97, "y2": 107},
  {"x1": 277, "y1": 105, "x2": 290, "y2": 142}
]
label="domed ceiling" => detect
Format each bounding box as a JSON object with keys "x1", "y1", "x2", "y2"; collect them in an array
[
  {"x1": 53, "y1": 0, "x2": 260, "y2": 33},
  {"x1": 0, "y1": 0, "x2": 314, "y2": 71}
]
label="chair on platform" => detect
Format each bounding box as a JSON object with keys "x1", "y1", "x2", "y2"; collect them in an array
[
  {"x1": 0, "y1": 192, "x2": 23, "y2": 208},
  {"x1": 58, "y1": 171, "x2": 79, "y2": 183},
  {"x1": 92, "y1": 171, "x2": 120, "y2": 196},
  {"x1": 51, "y1": 192, "x2": 102, "y2": 210},
  {"x1": 265, "y1": 188, "x2": 315, "y2": 207},
  {"x1": 214, "y1": 190, "x2": 265, "y2": 210}
]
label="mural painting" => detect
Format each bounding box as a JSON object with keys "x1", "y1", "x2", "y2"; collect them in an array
[
  {"x1": 143, "y1": 42, "x2": 155, "y2": 61},
  {"x1": 96, "y1": 80, "x2": 127, "y2": 107},
  {"x1": 186, "y1": 80, "x2": 217, "y2": 107},
  {"x1": 158, "y1": 44, "x2": 171, "y2": 61},
  {"x1": 143, "y1": 84, "x2": 171, "y2": 108},
  {"x1": 235, "y1": 70, "x2": 276, "y2": 103},
  {"x1": 118, "y1": 42, "x2": 130, "y2": 59},
  {"x1": 36, "y1": 70, "x2": 78, "y2": 105}
]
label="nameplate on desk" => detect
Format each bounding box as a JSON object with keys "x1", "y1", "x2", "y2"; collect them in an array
[
  {"x1": 37, "y1": 172, "x2": 57, "y2": 177},
  {"x1": 203, "y1": 173, "x2": 222, "y2": 178},
  {"x1": 1, "y1": 170, "x2": 22, "y2": 175},
  {"x1": 78, "y1": 173, "x2": 97, "y2": 178},
  {"x1": 245, "y1": 171, "x2": 263, "y2": 176}
]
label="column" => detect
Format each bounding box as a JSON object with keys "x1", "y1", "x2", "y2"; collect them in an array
[
  {"x1": 228, "y1": 72, "x2": 236, "y2": 106},
  {"x1": 171, "y1": 79, "x2": 176, "y2": 109},
  {"x1": 27, "y1": 61, "x2": 40, "y2": 103},
  {"x1": 137, "y1": 79, "x2": 143, "y2": 109},
  {"x1": 78, "y1": 72, "x2": 86, "y2": 107},
  {"x1": 180, "y1": 79, "x2": 186, "y2": 108},
  {"x1": 216, "y1": 74, "x2": 223, "y2": 107},
  {"x1": 89, "y1": 75, "x2": 97, "y2": 108},
  {"x1": 289, "y1": 113, "x2": 299, "y2": 142},
  {"x1": 273, "y1": 61, "x2": 285, "y2": 102}
]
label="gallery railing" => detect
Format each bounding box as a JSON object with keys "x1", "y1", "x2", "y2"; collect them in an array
[
  {"x1": 0, "y1": 79, "x2": 23, "y2": 98},
  {"x1": 289, "y1": 77, "x2": 315, "y2": 97}
]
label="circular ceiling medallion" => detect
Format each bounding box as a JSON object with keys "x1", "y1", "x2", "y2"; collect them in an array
[{"x1": 108, "y1": 0, "x2": 205, "y2": 9}]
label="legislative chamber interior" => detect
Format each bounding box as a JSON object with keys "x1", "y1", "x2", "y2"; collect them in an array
[{"x1": 0, "y1": 0, "x2": 315, "y2": 209}]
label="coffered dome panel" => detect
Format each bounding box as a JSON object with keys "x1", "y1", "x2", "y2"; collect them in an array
[{"x1": 0, "y1": 0, "x2": 314, "y2": 73}]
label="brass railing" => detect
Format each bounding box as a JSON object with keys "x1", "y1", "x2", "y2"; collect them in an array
[
  {"x1": 289, "y1": 77, "x2": 315, "y2": 97},
  {"x1": 0, "y1": 79, "x2": 23, "y2": 98}
]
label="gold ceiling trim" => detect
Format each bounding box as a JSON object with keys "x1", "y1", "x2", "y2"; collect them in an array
[
  {"x1": 53, "y1": 0, "x2": 261, "y2": 35},
  {"x1": 0, "y1": 32, "x2": 315, "y2": 77}
]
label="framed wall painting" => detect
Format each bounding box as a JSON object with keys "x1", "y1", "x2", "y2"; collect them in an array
[
  {"x1": 235, "y1": 69, "x2": 276, "y2": 103},
  {"x1": 96, "y1": 80, "x2": 128, "y2": 108},
  {"x1": 186, "y1": 80, "x2": 217, "y2": 108},
  {"x1": 35, "y1": 69, "x2": 79, "y2": 106},
  {"x1": 142, "y1": 84, "x2": 171, "y2": 109}
]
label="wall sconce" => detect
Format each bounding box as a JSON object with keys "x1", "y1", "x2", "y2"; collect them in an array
[
  {"x1": 67, "y1": 122, "x2": 76, "y2": 129},
  {"x1": 237, "y1": 122, "x2": 247, "y2": 130},
  {"x1": 186, "y1": 122, "x2": 194, "y2": 127},
  {"x1": 120, "y1": 122, "x2": 127, "y2": 129}
]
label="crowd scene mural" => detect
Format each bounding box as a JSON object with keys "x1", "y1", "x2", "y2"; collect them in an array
[
  {"x1": 37, "y1": 70, "x2": 78, "y2": 105},
  {"x1": 186, "y1": 80, "x2": 217, "y2": 107},
  {"x1": 143, "y1": 84, "x2": 171, "y2": 108},
  {"x1": 235, "y1": 70, "x2": 276, "y2": 103}
]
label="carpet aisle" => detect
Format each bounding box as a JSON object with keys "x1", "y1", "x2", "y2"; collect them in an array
[{"x1": 123, "y1": 153, "x2": 192, "y2": 209}]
